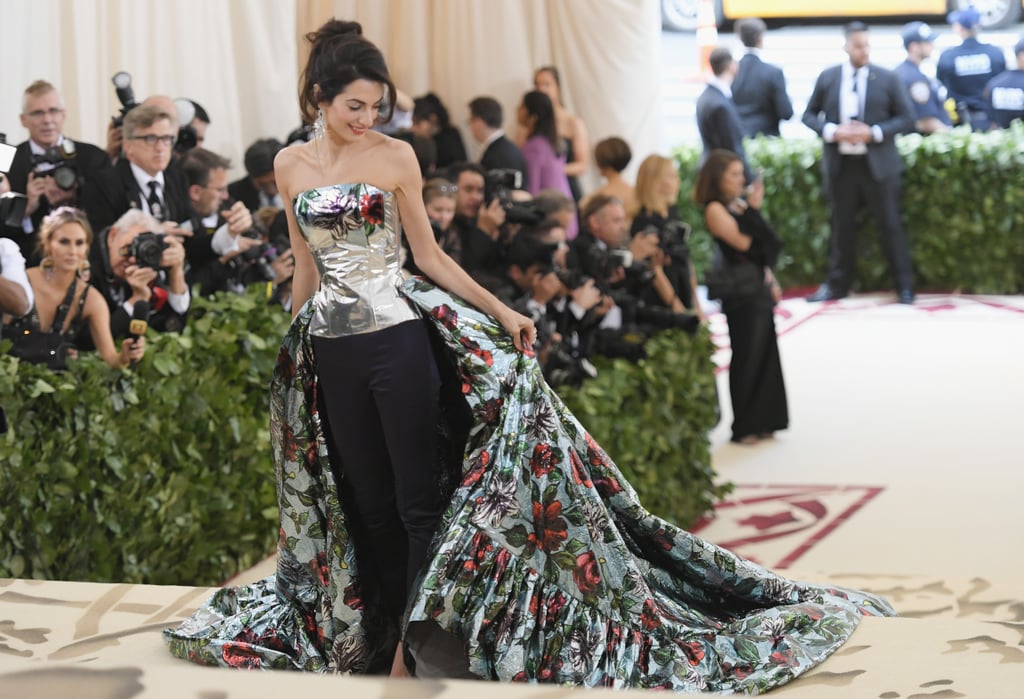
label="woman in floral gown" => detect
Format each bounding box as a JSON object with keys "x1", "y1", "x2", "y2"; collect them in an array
[{"x1": 164, "y1": 18, "x2": 896, "y2": 693}]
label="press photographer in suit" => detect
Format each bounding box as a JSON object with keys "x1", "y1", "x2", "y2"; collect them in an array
[
  {"x1": 89, "y1": 209, "x2": 190, "y2": 338},
  {"x1": 80, "y1": 104, "x2": 191, "y2": 235},
  {"x1": 802, "y1": 22, "x2": 917, "y2": 304},
  {"x1": 4, "y1": 81, "x2": 111, "y2": 263}
]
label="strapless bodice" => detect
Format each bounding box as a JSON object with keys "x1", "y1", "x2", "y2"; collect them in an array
[{"x1": 293, "y1": 183, "x2": 418, "y2": 337}]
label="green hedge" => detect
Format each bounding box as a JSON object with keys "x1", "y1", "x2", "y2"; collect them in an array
[
  {"x1": 675, "y1": 124, "x2": 1024, "y2": 294},
  {"x1": 1, "y1": 289, "x2": 726, "y2": 585},
  {"x1": 0, "y1": 289, "x2": 288, "y2": 585},
  {"x1": 560, "y1": 327, "x2": 729, "y2": 527}
]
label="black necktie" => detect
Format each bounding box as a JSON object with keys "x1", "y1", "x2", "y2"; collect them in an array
[
  {"x1": 147, "y1": 180, "x2": 164, "y2": 222},
  {"x1": 851, "y1": 70, "x2": 862, "y2": 121}
]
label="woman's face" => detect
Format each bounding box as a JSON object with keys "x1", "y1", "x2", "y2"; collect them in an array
[
  {"x1": 534, "y1": 70, "x2": 560, "y2": 104},
  {"x1": 516, "y1": 102, "x2": 532, "y2": 129},
  {"x1": 719, "y1": 160, "x2": 746, "y2": 200},
  {"x1": 658, "y1": 164, "x2": 681, "y2": 201},
  {"x1": 425, "y1": 195, "x2": 456, "y2": 231},
  {"x1": 46, "y1": 221, "x2": 89, "y2": 273},
  {"x1": 321, "y1": 79, "x2": 384, "y2": 143}
]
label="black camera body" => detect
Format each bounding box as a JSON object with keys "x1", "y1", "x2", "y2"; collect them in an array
[
  {"x1": 649, "y1": 220, "x2": 692, "y2": 263},
  {"x1": 239, "y1": 230, "x2": 278, "y2": 283},
  {"x1": 127, "y1": 232, "x2": 169, "y2": 269},
  {"x1": 484, "y1": 168, "x2": 544, "y2": 226},
  {"x1": 30, "y1": 145, "x2": 80, "y2": 191}
]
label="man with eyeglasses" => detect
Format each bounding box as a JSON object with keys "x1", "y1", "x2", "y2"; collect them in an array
[
  {"x1": 2, "y1": 80, "x2": 111, "y2": 264},
  {"x1": 80, "y1": 104, "x2": 191, "y2": 236},
  {"x1": 179, "y1": 147, "x2": 259, "y2": 296}
]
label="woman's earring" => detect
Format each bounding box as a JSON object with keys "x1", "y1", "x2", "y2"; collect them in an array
[
  {"x1": 313, "y1": 108, "x2": 325, "y2": 140},
  {"x1": 78, "y1": 260, "x2": 91, "y2": 282},
  {"x1": 41, "y1": 256, "x2": 55, "y2": 281}
]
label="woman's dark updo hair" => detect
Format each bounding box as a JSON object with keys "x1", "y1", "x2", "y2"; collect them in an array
[{"x1": 299, "y1": 18, "x2": 397, "y2": 125}]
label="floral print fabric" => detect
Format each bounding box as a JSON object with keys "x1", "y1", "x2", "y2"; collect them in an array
[{"x1": 164, "y1": 278, "x2": 895, "y2": 692}]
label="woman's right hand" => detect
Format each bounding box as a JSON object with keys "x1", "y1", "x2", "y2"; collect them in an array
[{"x1": 119, "y1": 336, "x2": 145, "y2": 366}]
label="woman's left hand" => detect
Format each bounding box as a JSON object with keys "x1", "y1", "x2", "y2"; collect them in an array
[{"x1": 498, "y1": 309, "x2": 536, "y2": 355}]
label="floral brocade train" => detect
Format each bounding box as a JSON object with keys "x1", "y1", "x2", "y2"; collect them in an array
[{"x1": 164, "y1": 277, "x2": 895, "y2": 693}]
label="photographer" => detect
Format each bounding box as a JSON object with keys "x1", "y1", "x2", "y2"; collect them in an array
[
  {"x1": 576, "y1": 194, "x2": 698, "y2": 341},
  {"x1": 4, "y1": 81, "x2": 111, "y2": 263},
  {"x1": 448, "y1": 162, "x2": 508, "y2": 288},
  {"x1": 89, "y1": 209, "x2": 189, "y2": 337},
  {"x1": 81, "y1": 104, "x2": 192, "y2": 235},
  {"x1": 179, "y1": 148, "x2": 258, "y2": 295},
  {"x1": 228, "y1": 138, "x2": 284, "y2": 211},
  {"x1": 630, "y1": 154, "x2": 703, "y2": 319}
]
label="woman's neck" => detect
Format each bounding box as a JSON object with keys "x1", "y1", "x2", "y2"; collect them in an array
[{"x1": 43, "y1": 268, "x2": 77, "y2": 292}]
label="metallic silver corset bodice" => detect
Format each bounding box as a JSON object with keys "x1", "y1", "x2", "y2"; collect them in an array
[{"x1": 293, "y1": 183, "x2": 418, "y2": 337}]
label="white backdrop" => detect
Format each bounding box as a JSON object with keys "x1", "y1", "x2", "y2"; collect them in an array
[{"x1": 1, "y1": 0, "x2": 664, "y2": 187}]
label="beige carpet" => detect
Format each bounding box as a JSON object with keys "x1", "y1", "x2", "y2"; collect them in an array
[{"x1": 2, "y1": 293, "x2": 1022, "y2": 697}]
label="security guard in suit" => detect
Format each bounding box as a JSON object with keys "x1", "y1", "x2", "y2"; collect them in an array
[
  {"x1": 894, "y1": 22, "x2": 952, "y2": 134},
  {"x1": 983, "y1": 37, "x2": 1024, "y2": 128},
  {"x1": 937, "y1": 7, "x2": 1006, "y2": 130}
]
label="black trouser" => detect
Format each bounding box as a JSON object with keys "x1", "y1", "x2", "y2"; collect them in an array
[
  {"x1": 312, "y1": 319, "x2": 444, "y2": 619},
  {"x1": 826, "y1": 157, "x2": 914, "y2": 295}
]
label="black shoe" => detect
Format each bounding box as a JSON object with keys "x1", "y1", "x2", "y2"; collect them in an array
[
  {"x1": 898, "y1": 289, "x2": 915, "y2": 304},
  {"x1": 806, "y1": 284, "x2": 846, "y2": 303}
]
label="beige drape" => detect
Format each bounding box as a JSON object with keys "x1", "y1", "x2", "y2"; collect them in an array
[{"x1": 2, "y1": 0, "x2": 663, "y2": 188}]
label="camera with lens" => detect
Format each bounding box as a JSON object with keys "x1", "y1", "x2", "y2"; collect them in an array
[
  {"x1": 111, "y1": 71, "x2": 140, "y2": 128},
  {"x1": 30, "y1": 144, "x2": 80, "y2": 192},
  {"x1": 585, "y1": 245, "x2": 654, "y2": 289},
  {"x1": 126, "y1": 232, "x2": 169, "y2": 269},
  {"x1": 644, "y1": 220, "x2": 691, "y2": 263},
  {"x1": 484, "y1": 168, "x2": 544, "y2": 226},
  {"x1": 239, "y1": 230, "x2": 279, "y2": 283}
]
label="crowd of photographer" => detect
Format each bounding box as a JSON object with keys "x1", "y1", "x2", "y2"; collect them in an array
[
  {"x1": 0, "y1": 76, "x2": 295, "y2": 370},
  {"x1": 1, "y1": 74, "x2": 705, "y2": 388}
]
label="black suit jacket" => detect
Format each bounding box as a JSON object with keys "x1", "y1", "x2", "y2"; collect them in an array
[
  {"x1": 79, "y1": 158, "x2": 191, "y2": 234},
  {"x1": 480, "y1": 135, "x2": 528, "y2": 187},
  {"x1": 228, "y1": 176, "x2": 261, "y2": 214},
  {"x1": 3, "y1": 138, "x2": 111, "y2": 263},
  {"x1": 695, "y1": 84, "x2": 754, "y2": 182},
  {"x1": 732, "y1": 53, "x2": 794, "y2": 138},
  {"x1": 801, "y1": 64, "x2": 915, "y2": 182}
]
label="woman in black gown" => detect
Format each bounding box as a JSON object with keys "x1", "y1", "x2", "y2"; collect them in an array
[{"x1": 695, "y1": 150, "x2": 788, "y2": 444}]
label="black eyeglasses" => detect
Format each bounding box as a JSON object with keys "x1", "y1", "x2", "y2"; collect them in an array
[
  {"x1": 130, "y1": 134, "x2": 177, "y2": 147},
  {"x1": 25, "y1": 107, "x2": 65, "y2": 119}
]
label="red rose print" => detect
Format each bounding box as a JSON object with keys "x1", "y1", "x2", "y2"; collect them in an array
[
  {"x1": 593, "y1": 475, "x2": 623, "y2": 497},
  {"x1": 572, "y1": 551, "x2": 602, "y2": 596},
  {"x1": 493, "y1": 547, "x2": 512, "y2": 580},
  {"x1": 477, "y1": 398, "x2": 504, "y2": 426},
  {"x1": 530, "y1": 444, "x2": 561, "y2": 477},
  {"x1": 311, "y1": 552, "x2": 329, "y2": 586},
  {"x1": 360, "y1": 192, "x2": 385, "y2": 225},
  {"x1": 222, "y1": 642, "x2": 262, "y2": 668},
  {"x1": 430, "y1": 304, "x2": 459, "y2": 330},
  {"x1": 569, "y1": 449, "x2": 592, "y2": 488},
  {"x1": 681, "y1": 640, "x2": 706, "y2": 665},
  {"x1": 640, "y1": 597, "x2": 661, "y2": 631},
  {"x1": 546, "y1": 591, "x2": 567, "y2": 620},
  {"x1": 343, "y1": 582, "x2": 364, "y2": 610},
  {"x1": 770, "y1": 649, "x2": 797, "y2": 667},
  {"x1": 532, "y1": 500, "x2": 568, "y2": 552},
  {"x1": 464, "y1": 449, "x2": 489, "y2": 487}
]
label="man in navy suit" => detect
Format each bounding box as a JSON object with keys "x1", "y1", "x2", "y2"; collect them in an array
[
  {"x1": 467, "y1": 97, "x2": 527, "y2": 187},
  {"x1": 732, "y1": 18, "x2": 794, "y2": 138},
  {"x1": 696, "y1": 47, "x2": 754, "y2": 182},
  {"x1": 803, "y1": 22, "x2": 917, "y2": 304}
]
